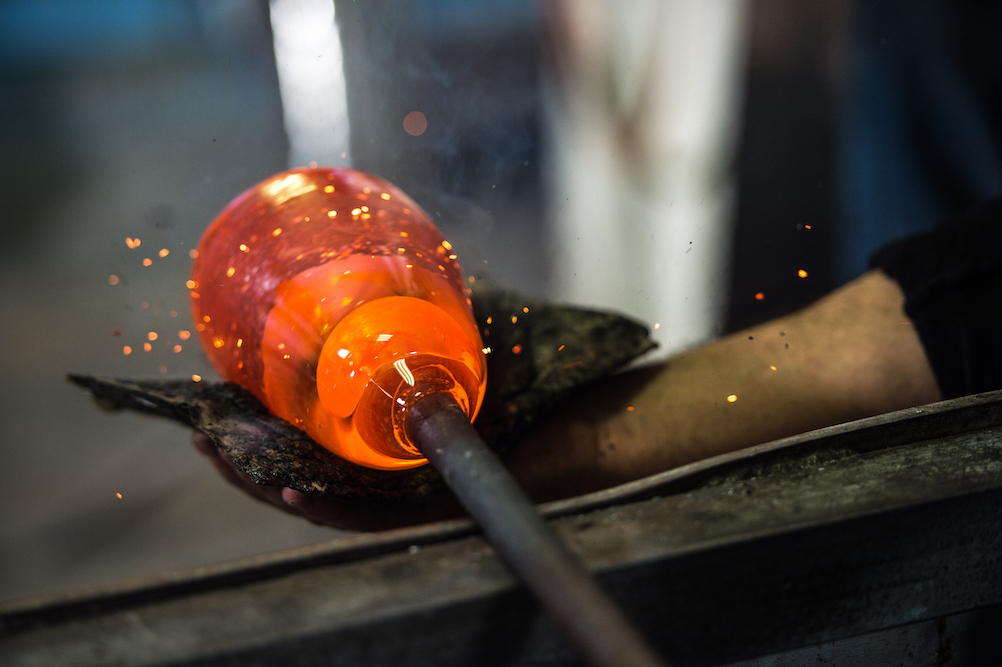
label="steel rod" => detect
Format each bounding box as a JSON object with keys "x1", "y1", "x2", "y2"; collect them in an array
[{"x1": 406, "y1": 392, "x2": 668, "y2": 667}]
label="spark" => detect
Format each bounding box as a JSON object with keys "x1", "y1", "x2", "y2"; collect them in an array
[
  {"x1": 381, "y1": 192, "x2": 391, "y2": 200},
  {"x1": 143, "y1": 258, "x2": 152, "y2": 267},
  {"x1": 239, "y1": 244, "x2": 249, "y2": 252},
  {"x1": 403, "y1": 111, "x2": 427, "y2": 136},
  {"x1": 441, "y1": 240, "x2": 452, "y2": 251},
  {"x1": 187, "y1": 280, "x2": 198, "y2": 289},
  {"x1": 512, "y1": 345, "x2": 522, "y2": 355},
  {"x1": 189, "y1": 249, "x2": 198, "y2": 259},
  {"x1": 226, "y1": 267, "x2": 236, "y2": 277},
  {"x1": 237, "y1": 338, "x2": 243, "y2": 348},
  {"x1": 116, "y1": 492, "x2": 122, "y2": 499},
  {"x1": 399, "y1": 231, "x2": 408, "y2": 238},
  {"x1": 486, "y1": 316, "x2": 492, "y2": 325},
  {"x1": 273, "y1": 228, "x2": 283, "y2": 236},
  {"x1": 192, "y1": 374, "x2": 202, "y2": 382},
  {"x1": 147, "y1": 332, "x2": 158, "y2": 341},
  {"x1": 522, "y1": 307, "x2": 529, "y2": 313},
  {"x1": 143, "y1": 342, "x2": 152, "y2": 352},
  {"x1": 755, "y1": 292, "x2": 765, "y2": 300},
  {"x1": 558, "y1": 344, "x2": 565, "y2": 351},
  {"x1": 769, "y1": 365, "x2": 777, "y2": 371},
  {"x1": 327, "y1": 210, "x2": 337, "y2": 218},
  {"x1": 511, "y1": 315, "x2": 517, "y2": 324},
  {"x1": 174, "y1": 345, "x2": 182, "y2": 353},
  {"x1": 179, "y1": 330, "x2": 191, "y2": 340},
  {"x1": 123, "y1": 345, "x2": 132, "y2": 355},
  {"x1": 126, "y1": 237, "x2": 141, "y2": 249},
  {"x1": 159, "y1": 248, "x2": 169, "y2": 258},
  {"x1": 797, "y1": 269, "x2": 808, "y2": 278},
  {"x1": 351, "y1": 208, "x2": 361, "y2": 216},
  {"x1": 653, "y1": 323, "x2": 660, "y2": 330},
  {"x1": 727, "y1": 394, "x2": 738, "y2": 403},
  {"x1": 108, "y1": 275, "x2": 119, "y2": 285},
  {"x1": 324, "y1": 185, "x2": 335, "y2": 193}
]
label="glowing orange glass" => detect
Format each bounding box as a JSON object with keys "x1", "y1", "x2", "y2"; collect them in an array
[{"x1": 190, "y1": 167, "x2": 486, "y2": 470}]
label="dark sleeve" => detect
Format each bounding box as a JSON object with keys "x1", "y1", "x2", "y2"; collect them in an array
[{"x1": 869, "y1": 195, "x2": 1002, "y2": 399}]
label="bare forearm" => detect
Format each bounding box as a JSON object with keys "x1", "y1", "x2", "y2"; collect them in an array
[{"x1": 506, "y1": 270, "x2": 942, "y2": 501}]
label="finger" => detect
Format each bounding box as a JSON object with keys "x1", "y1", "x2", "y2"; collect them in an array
[
  {"x1": 281, "y1": 488, "x2": 342, "y2": 526},
  {"x1": 192, "y1": 431, "x2": 298, "y2": 511},
  {"x1": 191, "y1": 430, "x2": 219, "y2": 457}
]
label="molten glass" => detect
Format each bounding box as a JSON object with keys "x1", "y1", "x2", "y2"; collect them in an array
[{"x1": 190, "y1": 168, "x2": 486, "y2": 470}]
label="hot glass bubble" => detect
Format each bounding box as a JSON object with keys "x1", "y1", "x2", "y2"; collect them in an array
[{"x1": 190, "y1": 167, "x2": 486, "y2": 470}]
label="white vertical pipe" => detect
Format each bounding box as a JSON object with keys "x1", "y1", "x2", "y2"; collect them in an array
[{"x1": 269, "y1": 0, "x2": 351, "y2": 168}]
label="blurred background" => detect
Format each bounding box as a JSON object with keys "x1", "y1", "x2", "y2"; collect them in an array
[{"x1": 2, "y1": 0, "x2": 1000, "y2": 604}]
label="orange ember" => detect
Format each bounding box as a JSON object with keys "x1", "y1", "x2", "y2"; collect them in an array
[
  {"x1": 190, "y1": 167, "x2": 486, "y2": 470},
  {"x1": 403, "y1": 111, "x2": 428, "y2": 136}
]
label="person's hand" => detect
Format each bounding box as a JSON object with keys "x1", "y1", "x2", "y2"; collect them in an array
[{"x1": 191, "y1": 431, "x2": 462, "y2": 531}]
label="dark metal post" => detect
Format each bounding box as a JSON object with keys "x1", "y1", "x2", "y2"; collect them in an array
[{"x1": 406, "y1": 392, "x2": 668, "y2": 667}]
